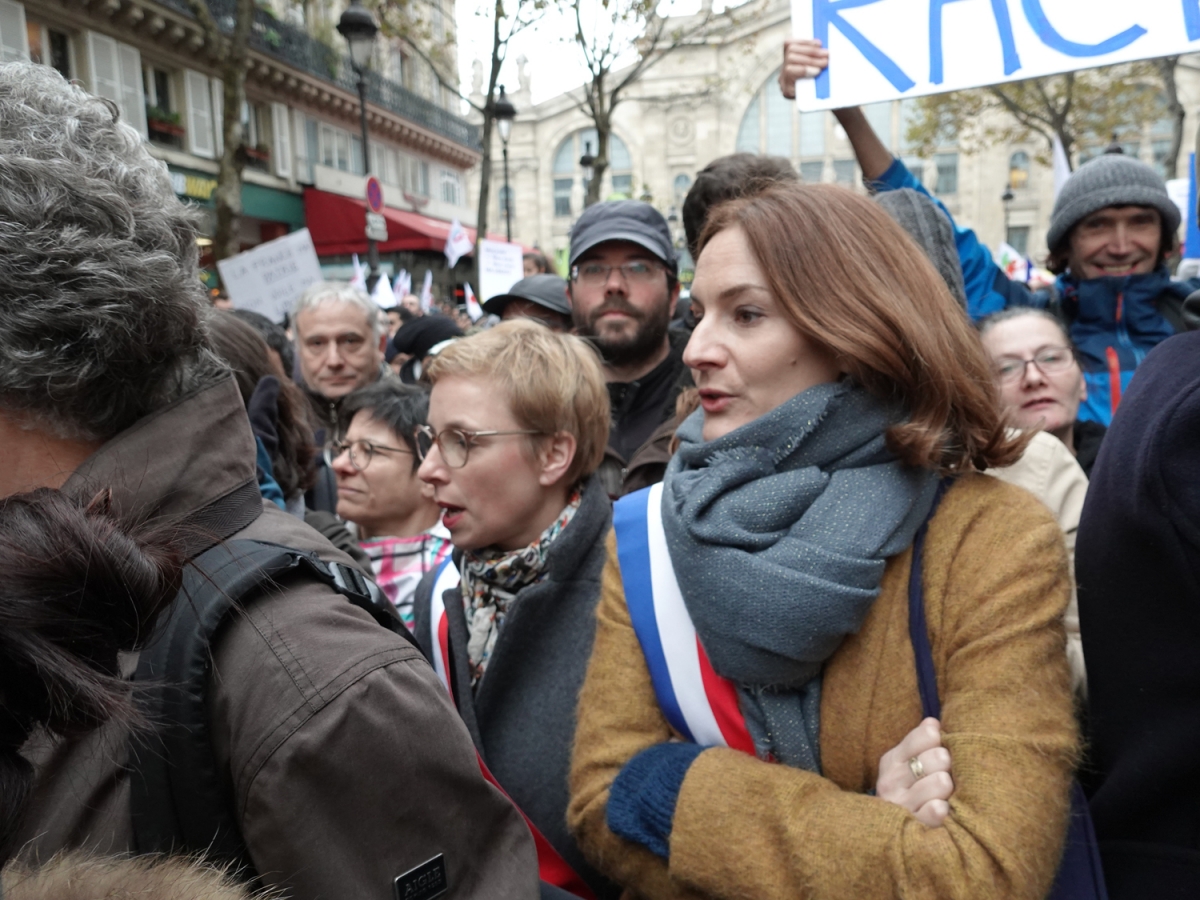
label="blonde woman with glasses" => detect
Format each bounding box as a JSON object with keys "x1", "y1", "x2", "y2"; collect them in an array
[{"x1": 410, "y1": 318, "x2": 617, "y2": 899}]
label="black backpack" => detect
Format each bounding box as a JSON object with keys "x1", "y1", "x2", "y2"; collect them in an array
[{"x1": 128, "y1": 538, "x2": 417, "y2": 876}]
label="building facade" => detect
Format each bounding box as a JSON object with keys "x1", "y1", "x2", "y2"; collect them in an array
[
  {"x1": 470, "y1": 0, "x2": 1200, "y2": 280},
  {"x1": 2, "y1": 0, "x2": 480, "y2": 299}
]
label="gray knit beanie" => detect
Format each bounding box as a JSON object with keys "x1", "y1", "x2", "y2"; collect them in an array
[
  {"x1": 1047, "y1": 154, "x2": 1179, "y2": 251},
  {"x1": 876, "y1": 188, "x2": 967, "y2": 309}
]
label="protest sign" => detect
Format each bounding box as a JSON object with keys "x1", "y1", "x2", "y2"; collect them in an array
[
  {"x1": 790, "y1": 0, "x2": 1200, "y2": 111},
  {"x1": 217, "y1": 228, "x2": 323, "y2": 323},
  {"x1": 478, "y1": 239, "x2": 524, "y2": 301}
]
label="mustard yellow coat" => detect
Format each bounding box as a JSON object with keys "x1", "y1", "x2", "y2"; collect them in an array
[{"x1": 568, "y1": 474, "x2": 1077, "y2": 900}]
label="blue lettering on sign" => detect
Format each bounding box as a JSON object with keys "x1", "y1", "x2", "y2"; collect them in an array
[
  {"x1": 930, "y1": 0, "x2": 1021, "y2": 83},
  {"x1": 1021, "y1": 0, "x2": 1146, "y2": 57},
  {"x1": 1185, "y1": 0, "x2": 1200, "y2": 41},
  {"x1": 814, "y1": 0, "x2": 916, "y2": 99}
]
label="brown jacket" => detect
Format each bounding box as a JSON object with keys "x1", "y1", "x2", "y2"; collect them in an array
[
  {"x1": 16, "y1": 378, "x2": 538, "y2": 900},
  {"x1": 568, "y1": 474, "x2": 1077, "y2": 900}
]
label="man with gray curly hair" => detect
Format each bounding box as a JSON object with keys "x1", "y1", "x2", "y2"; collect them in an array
[{"x1": 0, "y1": 62, "x2": 538, "y2": 900}]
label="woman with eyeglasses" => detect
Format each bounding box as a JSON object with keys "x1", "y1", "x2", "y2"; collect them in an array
[
  {"x1": 330, "y1": 381, "x2": 451, "y2": 630},
  {"x1": 979, "y1": 308, "x2": 1106, "y2": 477},
  {"x1": 567, "y1": 184, "x2": 1081, "y2": 900},
  {"x1": 410, "y1": 317, "x2": 617, "y2": 900}
]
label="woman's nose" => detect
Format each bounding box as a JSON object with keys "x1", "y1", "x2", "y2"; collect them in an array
[{"x1": 683, "y1": 317, "x2": 722, "y2": 369}]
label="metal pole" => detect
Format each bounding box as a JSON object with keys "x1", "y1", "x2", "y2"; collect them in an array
[
  {"x1": 502, "y1": 141, "x2": 512, "y2": 242},
  {"x1": 356, "y1": 68, "x2": 379, "y2": 288}
]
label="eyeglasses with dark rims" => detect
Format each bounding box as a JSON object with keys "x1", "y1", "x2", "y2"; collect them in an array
[{"x1": 993, "y1": 345, "x2": 1077, "y2": 384}]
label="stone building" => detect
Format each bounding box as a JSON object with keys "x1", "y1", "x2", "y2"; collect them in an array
[
  {"x1": 469, "y1": 0, "x2": 1200, "y2": 280},
  {"x1": 2, "y1": 0, "x2": 480, "y2": 300}
]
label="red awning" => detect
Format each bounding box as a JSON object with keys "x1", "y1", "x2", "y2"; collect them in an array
[{"x1": 303, "y1": 187, "x2": 521, "y2": 257}]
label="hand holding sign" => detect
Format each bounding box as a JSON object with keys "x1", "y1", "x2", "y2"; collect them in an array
[{"x1": 780, "y1": 38, "x2": 830, "y2": 100}]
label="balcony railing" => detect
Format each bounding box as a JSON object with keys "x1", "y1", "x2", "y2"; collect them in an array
[{"x1": 156, "y1": 0, "x2": 480, "y2": 150}]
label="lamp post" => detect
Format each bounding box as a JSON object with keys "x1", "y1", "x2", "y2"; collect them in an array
[
  {"x1": 337, "y1": 0, "x2": 380, "y2": 287},
  {"x1": 1001, "y1": 183, "x2": 1014, "y2": 241},
  {"x1": 579, "y1": 141, "x2": 595, "y2": 208},
  {"x1": 493, "y1": 84, "x2": 516, "y2": 242}
]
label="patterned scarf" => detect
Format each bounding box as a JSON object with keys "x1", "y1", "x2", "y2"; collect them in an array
[{"x1": 460, "y1": 488, "x2": 582, "y2": 688}]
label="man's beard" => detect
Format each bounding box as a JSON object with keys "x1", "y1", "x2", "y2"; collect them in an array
[{"x1": 574, "y1": 295, "x2": 671, "y2": 369}]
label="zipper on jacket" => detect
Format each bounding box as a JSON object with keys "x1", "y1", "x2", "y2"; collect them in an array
[{"x1": 1105, "y1": 346, "x2": 1122, "y2": 419}]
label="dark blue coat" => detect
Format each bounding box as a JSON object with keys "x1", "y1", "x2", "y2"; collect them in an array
[{"x1": 1076, "y1": 329, "x2": 1200, "y2": 898}]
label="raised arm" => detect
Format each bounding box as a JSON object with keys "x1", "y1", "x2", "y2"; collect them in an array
[{"x1": 779, "y1": 39, "x2": 1035, "y2": 319}]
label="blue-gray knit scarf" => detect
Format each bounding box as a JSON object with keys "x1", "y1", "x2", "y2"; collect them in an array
[{"x1": 661, "y1": 380, "x2": 938, "y2": 770}]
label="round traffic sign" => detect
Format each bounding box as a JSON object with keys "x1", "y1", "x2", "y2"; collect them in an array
[{"x1": 366, "y1": 176, "x2": 384, "y2": 213}]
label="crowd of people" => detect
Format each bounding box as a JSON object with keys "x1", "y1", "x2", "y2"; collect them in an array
[{"x1": 2, "y1": 40, "x2": 1199, "y2": 900}]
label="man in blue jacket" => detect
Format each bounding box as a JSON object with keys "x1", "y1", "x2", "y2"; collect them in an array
[{"x1": 780, "y1": 39, "x2": 1197, "y2": 426}]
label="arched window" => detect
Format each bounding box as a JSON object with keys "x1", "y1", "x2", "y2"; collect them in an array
[
  {"x1": 736, "y1": 70, "x2": 908, "y2": 189},
  {"x1": 1009, "y1": 151, "x2": 1030, "y2": 189},
  {"x1": 551, "y1": 129, "x2": 634, "y2": 217},
  {"x1": 673, "y1": 173, "x2": 692, "y2": 204}
]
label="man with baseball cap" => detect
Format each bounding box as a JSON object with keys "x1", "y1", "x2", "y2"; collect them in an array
[
  {"x1": 482, "y1": 273, "x2": 572, "y2": 331},
  {"x1": 779, "y1": 42, "x2": 1198, "y2": 427},
  {"x1": 567, "y1": 200, "x2": 691, "y2": 496}
]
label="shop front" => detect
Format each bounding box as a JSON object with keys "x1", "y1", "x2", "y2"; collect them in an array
[{"x1": 168, "y1": 165, "x2": 306, "y2": 288}]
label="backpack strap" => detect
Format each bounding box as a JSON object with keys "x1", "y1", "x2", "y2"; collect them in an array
[
  {"x1": 907, "y1": 479, "x2": 954, "y2": 720},
  {"x1": 130, "y1": 539, "x2": 416, "y2": 872},
  {"x1": 906, "y1": 479, "x2": 1109, "y2": 900}
]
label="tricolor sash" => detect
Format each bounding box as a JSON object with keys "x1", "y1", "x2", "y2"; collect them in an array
[
  {"x1": 427, "y1": 556, "x2": 459, "y2": 692},
  {"x1": 613, "y1": 483, "x2": 757, "y2": 756},
  {"x1": 423, "y1": 555, "x2": 595, "y2": 900}
]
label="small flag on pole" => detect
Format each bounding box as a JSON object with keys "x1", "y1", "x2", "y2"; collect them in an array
[
  {"x1": 349, "y1": 253, "x2": 366, "y2": 291},
  {"x1": 464, "y1": 283, "x2": 483, "y2": 322},
  {"x1": 419, "y1": 270, "x2": 434, "y2": 314},
  {"x1": 1052, "y1": 135, "x2": 1071, "y2": 201},
  {"x1": 444, "y1": 219, "x2": 474, "y2": 268},
  {"x1": 392, "y1": 269, "x2": 410, "y2": 307},
  {"x1": 370, "y1": 269, "x2": 393, "y2": 308}
]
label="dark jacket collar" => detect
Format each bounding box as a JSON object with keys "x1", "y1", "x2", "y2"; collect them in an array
[{"x1": 63, "y1": 377, "x2": 257, "y2": 526}]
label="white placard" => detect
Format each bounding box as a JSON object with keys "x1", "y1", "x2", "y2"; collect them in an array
[
  {"x1": 791, "y1": 0, "x2": 1200, "y2": 111},
  {"x1": 216, "y1": 228, "x2": 324, "y2": 323},
  {"x1": 478, "y1": 238, "x2": 525, "y2": 302}
]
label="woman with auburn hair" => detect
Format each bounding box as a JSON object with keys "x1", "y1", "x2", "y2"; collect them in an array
[
  {"x1": 410, "y1": 318, "x2": 617, "y2": 899},
  {"x1": 568, "y1": 183, "x2": 1079, "y2": 900}
]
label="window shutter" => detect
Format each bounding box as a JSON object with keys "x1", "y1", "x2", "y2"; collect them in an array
[
  {"x1": 87, "y1": 33, "x2": 121, "y2": 109},
  {"x1": 0, "y1": 0, "x2": 29, "y2": 62},
  {"x1": 184, "y1": 69, "x2": 214, "y2": 159},
  {"x1": 116, "y1": 42, "x2": 146, "y2": 137},
  {"x1": 292, "y1": 109, "x2": 309, "y2": 182},
  {"x1": 271, "y1": 102, "x2": 292, "y2": 178},
  {"x1": 210, "y1": 76, "x2": 224, "y2": 155}
]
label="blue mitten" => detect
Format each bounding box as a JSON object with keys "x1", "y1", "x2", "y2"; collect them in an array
[{"x1": 606, "y1": 742, "x2": 705, "y2": 859}]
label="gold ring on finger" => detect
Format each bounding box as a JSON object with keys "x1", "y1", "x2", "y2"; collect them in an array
[{"x1": 908, "y1": 756, "x2": 925, "y2": 780}]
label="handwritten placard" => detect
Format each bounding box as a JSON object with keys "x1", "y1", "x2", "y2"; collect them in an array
[
  {"x1": 791, "y1": 0, "x2": 1200, "y2": 111},
  {"x1": 478, "y1": 239, "x2": 525, "y2": 302},
  {"x1": 216, "y1": 228, "x2": 324, "y2": 324}
]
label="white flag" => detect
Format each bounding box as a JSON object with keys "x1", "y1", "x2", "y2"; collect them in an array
[
  {"x1": 444, "y1": 219, "x2": 474, "y2": 268},
  {"x1": 419, "y1": 270, "x2": 434, "y2": 314},
  {"x1": 1052, "y1": 135, "x2": 1071, "y2": 201},
  {"x1": 349, "y1": 253, "x2": 366, "y2": 291},
  {"x1": 370, "y1": 269, "x2": 393, "y2": 308},
  {"x1": 464, "y1": 283, "x2": 483, "y2": 323},
  {"x1": 392, "y1": 268, "x2": 409, "y2": 307}
]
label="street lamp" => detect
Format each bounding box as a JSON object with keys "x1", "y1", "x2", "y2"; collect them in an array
[
  {"x1": 493, "y1": 84, "x2": 516, "y2": 242},
  {"x1": 337, "y1": 0, "x2": 380, "y2": 286},
  {"x1": 579, "y1": 141, "x2": 595, "y2": 206},
  {"x1": 1001, "y1": 182, "x2": 1014, "y2": 238}
]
